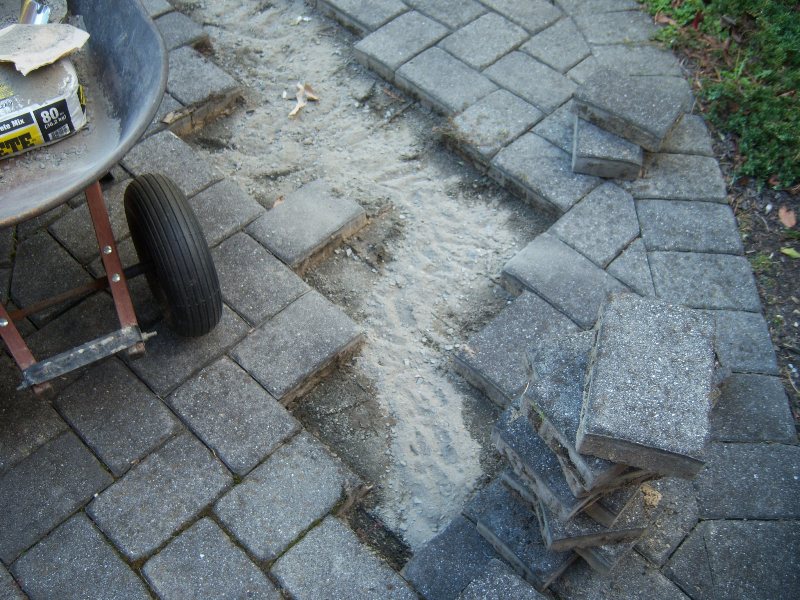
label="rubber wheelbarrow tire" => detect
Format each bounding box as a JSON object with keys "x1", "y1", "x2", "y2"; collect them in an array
[{"x1": 124, "y1": 174, "x2": 222, "y2": 337}]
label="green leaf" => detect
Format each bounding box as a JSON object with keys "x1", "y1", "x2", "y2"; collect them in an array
[{"x1": 780, "y1": 247, "x2": 800, "y2": 259}]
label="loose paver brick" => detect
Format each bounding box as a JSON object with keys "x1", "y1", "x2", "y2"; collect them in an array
[
  {"x1": 167, "y1": 46, "x2": 240, "y2": 107},
  {"x1": 485, "y1": 52, "x2": 576, "y2": 113},
  {"x1": 231, "y1": 291, "x2": 362, "y2": 403},
  {"x1": 649, "y1": 252, "x2": 761, "y2": 311},
  {"x1": 659, "y1": 113, "x2": 714, "y2": 156},
  {"x1": 11, "y1": 514, "x2": 150, "y2": 600},
  {"x1": 48, "y1": 180, "x2": 129, "y2": 265},
  {"x1": 492, "y1": 134, "x2": 600, "y2": 215},
  {"x1": 143, "y1": 518, "x2": 280, "y2": 600},
  {"x1": 247, "y1": 179, "x2": 366, "y2": 271},
  {"x1": 354, "y1": 11, "x2": 448, "y2": 81},
  {"x1": 214, "y1": 432, "x2": 359, "y2": 561},
  {"x1": 440, "y1": 13, "x2": 529, "y2": 70},
  {"x1": 167, "y1": 357, "x2": 300, "y2": 476},
  {"x1": 405, "y1": 0, "x2": 485, "y2": 29},
  {"x1": 450, "y1": 90, "x2": 543, "y2": 160},
  {"x1": 87, "y1": 432, "x2": 232, "y2": 560},
  {"x1": 212, "y1": 233, "x2": 310, "y2": 325},
  {"x1": 468, "y1": 478, "x2": 576, "y2": 591},
  {"x1": 552, "y1": 551, "x2": 689, "y2": 599},
  {"x1": 127, "y1": 304, "x2": 249, "y2": 395},
  {"x1": 56, "y1": 359, "x2": 182, "y2": 476},
  {"x1": 273, "y1": 516, "x2": 415, "y2": 599},
  {"x1": 635, "y1": 477, "x2": 699, "y2": 566},
  {"x1": 503, "y1": 232, "x2": 627, "y2": 329},
  {"x1": 710, "y1": 309, "x2": 779, "y2": 375},
  {"x1": 0, "y1": 564, "x2": 23, "y2": 600},
  {"x1": 458, "y1": 558, "x2": 545, "y2": 600},
  {"x1": 711, "y1": 373, "x2": 795, "y2": 442},
  {"x1": 189, "y1": 179, "x2": 264, "y2": 248},
  {"x1": 551, "y1": 182, "x2": 639, "y2": 267},
  {"x1": 694, "y1": 442, "x2": 800, "y2": 519},
  {"x1": 395, "y1": 47, "x2": 498, "y2": 114},
  {"x1": 637, "y1": 199, "x2": 743, "y2": 254},
  {"x1": 480, "y1": 0, "x2": 561, "y2": 34},
  {"x1": 453, "y1": 291, "x2": 578, "y2": 407},
  {"x1": 0, "y1": 431, "x2": 112, "y2": 564},
  {"x1": 572, "y1": 117, "x2": 643, "y2": 180},
  {"x1": 0, "y1": 356, "x2": 67, "y2": 475},
  {"x1": 316, "y1": 0, "x2": 409, "y2": 35},
  {"x1": 10, "y1": 231, "x2": 92, "y2": 325},
  {"x1": 623, "y1": 153, "x2": 727, "y2": 202},
  {"x1": 578, "y1": 294, "x2": 715, "y2": 477},
  {"x1": 403, "y1": 516, "x2": 498, "y2": 600},
  {"x1": 573, "y1": 9, "x2": 658, "y2": 45},
  {"x1": 573, "y1": 72, "x2": 691, "y2": 151},
  {"x1": 666, "y1": 520, "x2": 800, "y2": 600},
  {"x1": 591, "y1": 43, "x2": 683, "y2": 77},
  {"x1": 156, "y1": 11, "x2": 208, "y2": 50},
  {"x1": 521, "y1": 18, "x2": 590, "y2": 73},
  {"x1": 531, "y1": 101, "x2": 574, "y2": 152},
  {"x1": 121, "y1": 131, "x2": 221, "y2": 198}
]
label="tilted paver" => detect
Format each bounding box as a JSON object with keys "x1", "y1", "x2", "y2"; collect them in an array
[
  {"x1": 214, "y1": 431, "x2": 360, "y2": 561},
  {"x1": 87, "y1": 431, "x2": 232, "y2": 560},
  {"x1": 166, "y1": 357, "x2": 300, "y2": 476},
  {"x1": 666, "y1": 520, "x2": 800, "y2": 600},
  {"x1": 272, "y1": 516, "x2": 416, "y2": 599},
  {"x1": 143, "y1": 518, "x2": 280, "y2": 600},
  {"x1": 458, "y1": 558, "x2": 546, "y2": 600},
  {"x1": 0, "y1": 432, "x2": 112, "y2": 564},
  {"x1": 571, "y1": 117, "x2": 643, "y2": 181},
  {"x1": 11, "y1": 514, "x2": 150, "y2": 600},
  {"x1": 403, "y1": 515, "x2": 499, "y2": 600}
]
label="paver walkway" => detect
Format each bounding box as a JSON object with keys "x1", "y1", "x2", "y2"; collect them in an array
[{"x1": 0, "y1": 1, "x2": 797, "y2": 599}]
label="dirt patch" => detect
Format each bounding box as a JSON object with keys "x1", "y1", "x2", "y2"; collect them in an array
[{"x1": 177, "y1": 0, "x2": 549, "y2": 552}]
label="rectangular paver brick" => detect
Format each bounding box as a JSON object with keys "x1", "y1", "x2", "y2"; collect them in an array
[
  {"x1": 660, "y1": 113, "x2": 715, "y2": 156},
  {"x1": 572, "y1": 117, "x2": 643, "y2": 180},
  {"x1": 167, "y1": 46, "x2": 239, "y2": 107},
  {"x1": 214, "y1": 432, "x2": 359, "y2": 561},
  {"x1": 231, "y1": 291, "x2": 363, "y2": 403},
  {"x1": 451, "y1": 89, "x2": 543, "y2": 160},
  {"x1": 273, "y1": 517, "x2": 415, "y2": 599},
  {"x1": 573, "y1": 71, "x2": 691, "y2": 151},
  {"x1": 453, "y1": 291, "x2": 578, "y2": 407},
  {"x1": 190, "y1": 179, "x2": 264, "y2": 248},
  {"x1": 167, "y1": 357, "x2": 300, "y2": 476},
  {"x1": 492, "y1": 134, "x2": 599, "y2": 215},
  {"x1": 403, "y1": 516, "x2": 498, "y2": 600},
  {"x1": 480, "y1": 0, "x2": 561, "y2": 34},
  {"x1": 551, "y1": 181, "x2": 639, "y2": 268},
  {"x1": 711, "y1": 310, "x2": 779, "y2": 375},
  {"x1": 316, "y1": 0, "x2": 409, "y2": 35},
  {"x1": 156, "y1": 11, "x2": 208, "y2": 50},
  {"x1": 485, "y1": 52, "x2": 576, "y2": 113},
  {"x1": 573, "y1": 9, "x2": 657, "y2": 44},
  {"x1": 246, "y1": 179, "x2": 366, "y2": 272},
  {"x1": 212, "y1": 232, "x2": 310, "y2": 325},
  {"x1": 143, "y1": 518, "x2": 280, "y2": 600},
  {"x1": 56, "y1": 359, "x2": 182, "y2": 476},
  {"x1": 11, "y1": 514, "x2": 150, "y2": 600},
  {"x1": 592, "y1": 43, "x2": 682, "y2": 77},
  {"x1": 531, "y1": 100, "x2": 574, "y2": 153},
  {"x1": 395, "y1": 47, "x2": 498, "y2": 114},
  {"x1": 458, "y1": 558, "x2": 546, "y2": 600},
  {"x1": 649, "y1": 251, "x2": 761, "y2": 311},
  {"x1": 711, "y1": 373, "x2": 795, "y2": 442},
  {"x1": 521, "y1": 17, "x2": 590, "y2": 73},
  {"x1": 405, "y1": 0, "x2": 485, "y2": 29},
  {"x1": 623, "y1": 153, "x2": 727, "y2": 202},
  {"x1": 87, "y1": 432, "x2": 232, "y2": 560},
  {"x1": 439, "y1": 13, "x2": 529, "y2": 70},
  {"x1": 605, "y1": 238, "x2": 655, "y2": 296},
  {"x1": 354, "y1": 11, "x2": 448, "y2": 81},
  {"x1": 638, "y1": 199, "x2": 743, "y2": 254},
  {"x1": 0, "y1": 431, "x2": 112, "y2": 563},
  {"x1": 502, "y1": 232, "x2": 627, "y2": 329},
  {"x1": 577, "y1": 295, "x2": 715, "y2": 477},
  {"x1": 694, "y1": 442, "x2": 800, "y2": 519}
]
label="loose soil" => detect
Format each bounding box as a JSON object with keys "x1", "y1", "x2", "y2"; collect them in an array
[{"x1": 174, "y1": 0, "x2": 550, "y2": 554}]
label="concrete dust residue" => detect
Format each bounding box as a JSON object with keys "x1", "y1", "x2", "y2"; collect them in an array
[{"x1": 176, "y1": 0, "x2": 549, "y2": 549}]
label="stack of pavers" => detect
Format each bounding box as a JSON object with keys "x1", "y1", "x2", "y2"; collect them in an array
[
  {"x1": 466, "y1": 293, "x2": 719, "y2": 592},
  {"x1": 570, "y1": 69, "x2": 693, "y2": 180}
]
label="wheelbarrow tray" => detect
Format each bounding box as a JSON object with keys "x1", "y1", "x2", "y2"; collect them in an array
[{"x1": 0, "y1": 0, "x2": 167, "y2": 226}]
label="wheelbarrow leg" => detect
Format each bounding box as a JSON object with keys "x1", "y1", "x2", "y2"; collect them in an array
[
  {"x1": 0, "y1": 303, "x2": 52, "y2": 394},
  {"x1": 84, "y1": 181, "x2": 145, "y2": 358}
]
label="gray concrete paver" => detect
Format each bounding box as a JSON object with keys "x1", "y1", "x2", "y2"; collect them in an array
[
  {"x1": 485, "y1": 52, "x2": 577, "y2": 113},
  {"x1": 189, "y1": 179, "x2": 264, "y2": 248},
  {"x1": 637, "y1": 199, "x2": 743, "y2": 254},
  {"x1": 711, "y1": 373, "x2": 795, "y2": 442},
  {"x1": 405, "y1": 0, "x2": 485, "y2": 29},
  {"x1": 316, "y1": 0, "x2": 409, "y2": 35},
  {"x1": 167, "y1": 46, "x2": 240, "y2": 107},
  {"x1": 711, "y1": 309, "x2": 780, "y2": 375},
  {"x1": 572, "y1": 9, "x2": 657, "y2": 45},
  {"x1": 480, "y1": 0, "x2": 561, "y2": 34},
  {"x1": 458, "y1": 558, "x2": 546, "y2": 600},
  {"x1": 156, "y1": 11, "x2": 208, "y2": 51},
  {"x1": 521, "y1": 18, "x2": 590, "y2": 73},
  {"x1": 0, "y1": 563, "x2": 23, "y2": 600},
  {"x1": 439, "y1": 12, "x2": 529, "y2": 70}
]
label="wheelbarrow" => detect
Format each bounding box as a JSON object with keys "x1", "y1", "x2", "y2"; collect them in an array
[{"x1": 0, "y1": 0, "x2": 222, "y2": 392}]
